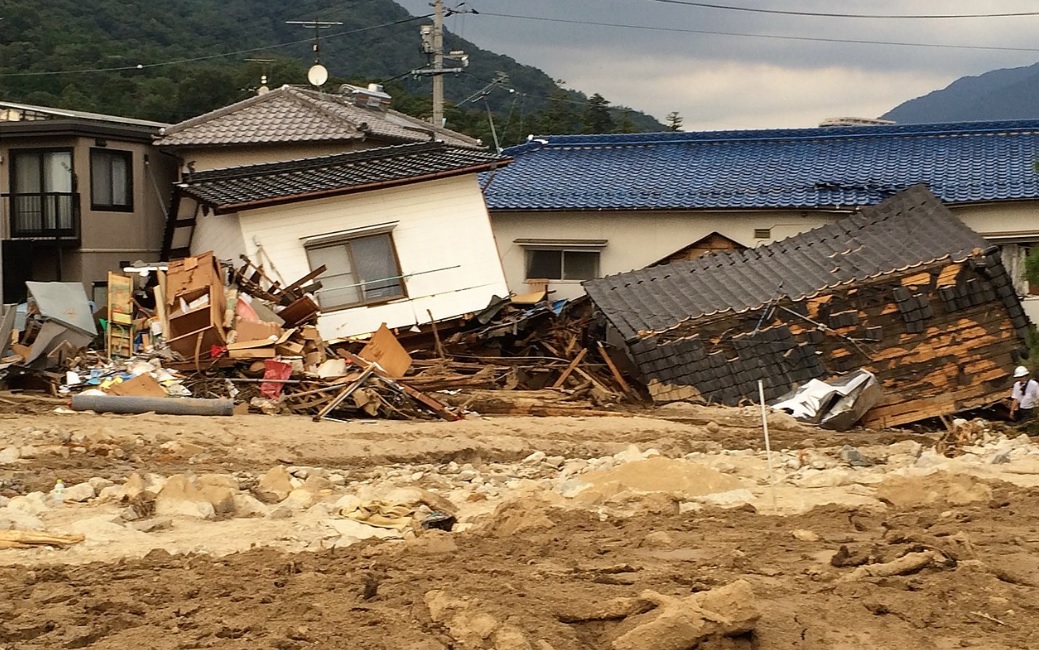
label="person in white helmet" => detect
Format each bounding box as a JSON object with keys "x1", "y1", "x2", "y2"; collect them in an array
[{"x1": 1009, "y1": 365, "x2": 1038, "y2": 424}]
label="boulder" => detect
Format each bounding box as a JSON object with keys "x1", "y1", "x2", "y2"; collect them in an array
[
  {"x1": 63, "y1": 482, "x2": 96, "y2": 503},
  {"x1": 255, "y1": 466, "x2": 294, "y2": 503},
  {"x1": 0, "y1": 509, "x2": 45, "y2": 531},
  {"x1": 232, "y1": 493, "x2": 269, "y2": 518},
  {"x1": 88, "y1": 477, "x2": 115, "y2": 491},
  {"x1": 8, "y1": 492, "x2": 48, "y2": 516},
  {"x1": 198, "y1": 485, "x2": 236, "y2": 516},
  {"x1": 154, "y1": 474, "x2": 216, "y2": 519}
]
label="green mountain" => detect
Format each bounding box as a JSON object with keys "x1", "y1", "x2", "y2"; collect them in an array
[
  {"x1": 882, "y1": 60, "x2": 1039, "y2": 123},
  {"x1": 0, "y1": 0, "x2": 663, "y2": 146}
]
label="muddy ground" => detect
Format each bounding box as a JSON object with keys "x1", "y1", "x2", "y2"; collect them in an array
[{"x1": 1, "y1": 404, "x2": 1038, "y2": 649}]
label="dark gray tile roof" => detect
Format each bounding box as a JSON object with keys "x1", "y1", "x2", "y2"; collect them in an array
[
  {"x1": 177, "y1": 142, "x2": 510, "y2": 211},
  {"x1": 156, "y1": 86, "x2": 482, "y2": 149},
  {"x1": 584, "y1": 185, "x2": 990, "y2": 341}
]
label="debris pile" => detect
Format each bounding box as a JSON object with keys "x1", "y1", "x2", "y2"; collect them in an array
[{"x1": 0, "y1": 251, "x2": 641, "y2": 420}]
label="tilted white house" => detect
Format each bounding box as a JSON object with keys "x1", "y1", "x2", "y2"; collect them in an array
[{"x1": 170, "y1": 142, "x2": 511, "y2": 340}]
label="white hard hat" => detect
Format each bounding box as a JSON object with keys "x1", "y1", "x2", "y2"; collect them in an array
[{"x1": 1014, "y1": 365, "x2": 1029, "y2": 378}]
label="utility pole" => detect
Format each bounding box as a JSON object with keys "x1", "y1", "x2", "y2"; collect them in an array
[
  {"x1": 415, "y1": 1, "x2": 469, "y2": 134},
  {"x1": 432, "y1": 0, "x2": 445, "y2": 131}
]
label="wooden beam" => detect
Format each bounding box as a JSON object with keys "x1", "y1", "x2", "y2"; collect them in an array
[{"x1": 552, "y1": 348, "x2": 588, "y2": 388}]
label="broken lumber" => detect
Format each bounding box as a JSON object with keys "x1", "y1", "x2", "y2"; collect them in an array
[
  {"x1": 0, "y1": 530, "x2": 85, "y2": 550},
  {"x1": 838, "y1": 549, "x2": 951, "y2": 582}
]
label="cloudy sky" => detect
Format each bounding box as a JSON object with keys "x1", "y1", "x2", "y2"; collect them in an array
[{"x1": 393, "y1": 0, "x2": 1039, "y2": 131}]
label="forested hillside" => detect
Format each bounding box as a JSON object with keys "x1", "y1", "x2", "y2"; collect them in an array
[
  {"x1": 0, "y1": 0, "x2": 663, "y2": 146},
  {"x1": 883, "y1": 60, "x2": 1039, "y2": 124}
]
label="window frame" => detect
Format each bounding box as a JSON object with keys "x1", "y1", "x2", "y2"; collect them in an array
[
  {"x1": 89, "y1": 147, "x2": 134, "y2": 212},
  {"x1": 519, "y1": 236, "x2": 606, "y2": 280},
  {"x1": 304, "y1": 230, "x2": 407, "y2": 311}
]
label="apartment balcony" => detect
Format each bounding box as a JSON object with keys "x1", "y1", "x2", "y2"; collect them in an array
[{"x1": 3, "y1": 192, "x2": 81, "y2": 246}]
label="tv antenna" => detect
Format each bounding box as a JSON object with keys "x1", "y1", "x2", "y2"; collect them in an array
[
  {"x1": 245, "y1": 57, "x2": 275, "y2": 95},
  {"x1": 286, "y1": 19, "x2": 343, "y2": 87}
]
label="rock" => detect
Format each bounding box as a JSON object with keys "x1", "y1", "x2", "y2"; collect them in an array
[
  {"x1": 88, "y1": 477, "x2": 115, "y2": 491},
  {"x1": 877, "y1": 473, "x2": 992, "y2": 508},
  {"x1": 327, "y1": 473, "x2": 347, "y2": 487},
  {"x1": 705, "y1": 421, "x2": 721, "y2": 434},
  {"x1": 128, "y1": 517, "x2": 173, "y2": 533},
  {"x1": 198, "y1": 485, "x2": 236, "y2": 516},
  {"x1": 612, "y1": 581, "x2": 759, "y2": 650},
  {"x1": 613, "y1": 444, "x2": 645, "y2": 464},
  {"x1": 63, "y1": 482, "x2": 96, "y2": 502},
  {"x1": 425, "y1": 590, "x2": 500, "y2": 649},
  {"x1": 232, "y1": 493, "x2": 269, "y2": 518},
  {"x1": 791, "y1": 529, "x2": 820, "y2": 542},
  {"x1": 886, "y1": 440, "x2": 923, "y2": 458},
  {"x1": 196, "y1": 474, "x2": 239, "y2": 490},
  {"x1": 543, "y1": 456, "x2": 565, "y2": 469},
  {"x1": 19, "y1": 445, "x2": 39, "y2": 459},
  {"x1": 302, "y1": 475, "x2": 333, "y2": 493},
  {"x1": 266, "y1": 505, "x2": 295, "y2": 520},
  {"x1": 255, "y1": 466, "x2": 294, "y2": 503},
  {"x1": 522, "y1": 451, "x2": 546, "y2": 464},
  {"x1": 122, "y1": 473, "x2": 148, "y2": 499},
  {"x1": 493, "y1": 625, "x2": 534, "y2": 650},
  {"x1": 640, "y1": 531, "x2": 676, "y2": 549},
  {"x1": 68, "y1": 516, "x2": 128, "y2": 542},
  {"x1": 0, "y1": 509, "x2": 45, "y2": 531},
  {"x1": 97, "y1": 485, "x2": 125, "y2": 503},
  {"x1": 839, "y1": 445, "x2": 874, "y2": 467},
  {"x1": 154, "y1": 475, "x2": 216, "y2": 520},
  {"x1": 8, "y1": 492, "x2": 48, "y2": 516},
  {"x1": 794, "y1": 469, "x2": 856, "y2": 488},
  {"x1": 0, "y1": 446, "x2": 20, "y2": 464}
]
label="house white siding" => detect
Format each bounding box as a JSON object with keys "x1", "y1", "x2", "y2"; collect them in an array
[
  {"x1": 235, "y1": 174, "x2": 508, "y2": 340},
  {"x1": 191, "y1": 210, "x2": 246, "y2": 264},
  {"x1": 490, "y1": 209, "x2": 838, "y2": 301}
]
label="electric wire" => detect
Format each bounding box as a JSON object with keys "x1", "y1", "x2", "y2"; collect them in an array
[
  {"x1": 0, "y1": 14, "x2": 432, "y2": 78},
  {"x1": 478, "y1": 11, "x2": 1039, "y2": 54},
  {"x1": 644, "y1": 0, "x2": 1039, "y2": 20}
]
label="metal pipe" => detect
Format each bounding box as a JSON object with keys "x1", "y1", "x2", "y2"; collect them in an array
[{"x1": 71, "y1": 394, "x2": 234, "y2": 416}]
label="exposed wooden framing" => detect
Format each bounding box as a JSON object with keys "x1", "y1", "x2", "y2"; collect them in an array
[{"x1": 552, "y1": 348, "x2": 588, "y2": 388}]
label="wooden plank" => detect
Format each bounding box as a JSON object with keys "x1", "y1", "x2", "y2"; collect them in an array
[
  {"x1": 597, "y1": 341, "x2": 636, "y2": 397},
  {"x1": 312, "y1": 367, "x2": 374, "y2": 422},
  {"x1": 552, "y1": 348, "x2": 588, "y2": 388},
  {"x1": 340, "y1": 351, "x2": 461, "y2": 421}
]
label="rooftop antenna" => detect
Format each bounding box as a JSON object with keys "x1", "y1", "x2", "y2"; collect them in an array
[
  {"x1": 286, "y1": 19, "x2": 343, "y2": 88},
  {"x1": 245, "y1": 57, "x2": 275, "y2": 95}
]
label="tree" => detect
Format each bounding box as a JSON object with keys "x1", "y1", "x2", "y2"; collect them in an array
[
  {"x1": 582, "y1": 93, "x2": 614, "y2": 134},
  {"x1": 666, "y1": 111, "x2": 684, "y2": 132}
]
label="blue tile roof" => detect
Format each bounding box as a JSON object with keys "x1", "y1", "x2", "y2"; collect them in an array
[{"x1": 484, "y1": 120, "x2": 1039, "y2": 210}]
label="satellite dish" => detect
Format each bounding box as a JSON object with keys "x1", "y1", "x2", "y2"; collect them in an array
[{"x1": 307, "y1": 64, "x2": 329, "y2": 87}]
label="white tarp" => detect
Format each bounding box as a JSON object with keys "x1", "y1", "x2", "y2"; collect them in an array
[{"x1": 771, "y1": 369, "x2": 883, "y2": 431}]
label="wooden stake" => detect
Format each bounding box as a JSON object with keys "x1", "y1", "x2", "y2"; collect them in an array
[
  {"x1": 427, "y1": 309, "x2": 446, "y2": 359},
  {"x1": 596, "y1": 341, "x2": 636, "y2": 397},
  {"x1": 313, "y1": 368, "x2": 374, "y2": 421}
]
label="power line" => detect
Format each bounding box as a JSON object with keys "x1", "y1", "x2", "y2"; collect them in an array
[
  {"x1": 478, "y1": 11, "x2": 1039, "y2": 53},
  {"x1": 0, "y1": 14, "x2": 431, "y2": 78},
  {"x1": 644, "y1": 1, "x2": 1039, "y2": 20}
]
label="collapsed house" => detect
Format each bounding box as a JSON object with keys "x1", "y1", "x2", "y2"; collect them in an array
[{"x1": 584, "y1": 185, "x2": 1033, "y2": 428}]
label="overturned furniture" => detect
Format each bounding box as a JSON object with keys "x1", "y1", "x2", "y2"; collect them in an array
[{"x1": 584, "y1": 185, "x2": 1033, "y2": 428}]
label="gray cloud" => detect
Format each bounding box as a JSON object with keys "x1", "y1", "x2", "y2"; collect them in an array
[{"x1": 394, "y1": 0, "x2": 1039, "y2": 130}]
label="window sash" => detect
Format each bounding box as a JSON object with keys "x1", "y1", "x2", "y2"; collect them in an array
[
  {"x1": 90, "y1": 149, "x2": 132, "y2": 210},
  {"x1": 525, "y1": 249, "x2": 600, "y2": 281},
  {"x1": 307, "y1": 232, "x2": 404, "y2": 309}
]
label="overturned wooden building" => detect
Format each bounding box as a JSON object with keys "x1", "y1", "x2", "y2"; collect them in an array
[{"x1": 584, "y1": 185, "x2": 1033, "y2": 428}]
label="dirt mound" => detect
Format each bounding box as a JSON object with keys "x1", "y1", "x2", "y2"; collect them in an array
[
  {"x1": 876, "y1": 472, "x2": 996, "y2": 508},
  {"x1": 577, "y1": 456, "x2": 743, "y2": 499}
]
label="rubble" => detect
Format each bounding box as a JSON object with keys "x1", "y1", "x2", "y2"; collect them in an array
[{"x1": 0, "y1": 250, "x2": 642, "y2": 422}]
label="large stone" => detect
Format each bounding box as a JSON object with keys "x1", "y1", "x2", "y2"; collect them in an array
[
  {"x1": 154, "y1": 474, "x2": 216, "y2": 520},
  {"x1": 122, "y1": 473, "x2": 148, "y2": 499},
  {"x1": 196, "y1": 474, "x2": 239, "y2": 490},
  {"x1": 198, "y1": 485, "x2": 236, "y2": 516},
  {"x1": 232, "y1": 493, "x2": 269, "y2": 518},
  {"x1": 612, "y1": 581, "x2": 759, "y2": 650},
  {"x1": 255, "y1": 466, "x2": 294, "y2": 504},
  {"x1": 88, "y1": 477, "x2": 115, "y2": 491},
  {"x1": 64, "y1": 482, "x2": 96, "y2": 503},
  {"x1": 0, "y1": 509, "x2": 45, "y2": 531},
  {"x1": 0, "y1": 446, "x2": 20, "y2": 464},
  {"x1": 8, "y1": 492, "x2": 48, "y2": 516}
]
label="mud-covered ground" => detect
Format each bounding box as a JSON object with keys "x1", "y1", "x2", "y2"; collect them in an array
[{"x1": 1, "y1": 404, "x2": 1038, "y2": 649}]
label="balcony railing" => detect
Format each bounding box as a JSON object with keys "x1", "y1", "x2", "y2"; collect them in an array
[{"x1": 3, "y1": 192, "x2": 80, "y2": 243}]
